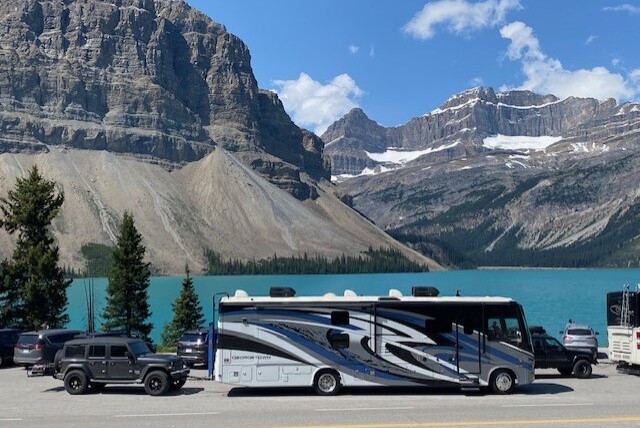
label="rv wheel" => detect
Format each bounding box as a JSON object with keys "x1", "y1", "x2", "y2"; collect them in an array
[
  {"x1": 490, "y1": 369, "x2": 515, "y2": 395},
  {"x1": 314, "y1": 370, "x2": 340, "y2": 396}
]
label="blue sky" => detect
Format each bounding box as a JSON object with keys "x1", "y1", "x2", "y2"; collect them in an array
[{"x1": 188, "y1": 0, "x2": 640, "y2": 134}]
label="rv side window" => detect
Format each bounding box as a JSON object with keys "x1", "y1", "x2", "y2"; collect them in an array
[
  {"x1": 329, "y1": 333, "x2": 349, "y2": 349},
  {"x1": 425, "y1": 318, "x2": 452, "y2": 334},
  {"x1": 331, "y1": 311, "x2": 350, "y2": 325},
  {"x1": 463, "y1": 318, "x2": 475, "y2": 335}
]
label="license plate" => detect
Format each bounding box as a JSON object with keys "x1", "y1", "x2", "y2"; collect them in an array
[
  {"x1": 22, "y1": 349, "x2": 30, "y2": 354},
  {"x1": 185, "y1": 348, "x2": 193, "y2": 353}
]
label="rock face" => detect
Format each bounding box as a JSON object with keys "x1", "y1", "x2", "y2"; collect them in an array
[
  {"x1": 0, "y1": 0, "x2": 329, "y2": 198},
  {"x1": 0, "y1": 148, "x2": 439, "y2": 274},
  {"x1": 323, "y1": 87, "x2": 640, "y2": 267}
]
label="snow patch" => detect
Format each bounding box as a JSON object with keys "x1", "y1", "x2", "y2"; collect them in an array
[
  {"x1": 366, "y1": 141, "x2": 459, "y2": 164},
  {"x1": 325, "y1": 135, "x2": 345, "y2": 147},
  {"x1": 483, "y1": 135, "x2": 562, "y2": 151}
]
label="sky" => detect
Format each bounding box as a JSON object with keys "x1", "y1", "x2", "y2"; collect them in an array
[{"x1": 187, "y1": 0, "x2": 640, "y2": 135}]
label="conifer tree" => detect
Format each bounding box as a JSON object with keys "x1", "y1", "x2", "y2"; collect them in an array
[
  {"x1": 0, "y1": 166, "x2": 70, "y2": 330},
  {"x1": 161, "y1": 264, "x2": 204, "y2": 347},
  {"x1": 102, "y1": 212, "x2": 152, "y2": 341}
]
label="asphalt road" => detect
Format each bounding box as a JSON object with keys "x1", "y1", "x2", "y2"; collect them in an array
[{"x1": 1, "y1": 363, "x2": 639, "y2": 428}]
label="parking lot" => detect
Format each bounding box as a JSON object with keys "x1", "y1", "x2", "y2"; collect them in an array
[{"x1": 1, "y1": 362, "x2": 640, "y2": 428}]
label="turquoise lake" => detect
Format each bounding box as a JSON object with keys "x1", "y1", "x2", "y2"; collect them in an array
[{"x1": 67, "y1": 269, "x2": 640, "y2": 344}]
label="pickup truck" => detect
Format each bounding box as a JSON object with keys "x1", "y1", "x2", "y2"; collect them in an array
[{"x1": 532, "y1": 333, "x2": 596, "y2": 378}]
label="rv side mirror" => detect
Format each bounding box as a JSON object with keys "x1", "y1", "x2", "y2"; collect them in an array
[{"x1": 463, "y1": 319, "x2": 474, "y2": 335}]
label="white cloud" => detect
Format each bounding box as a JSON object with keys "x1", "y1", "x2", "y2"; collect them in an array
[
  {"x1": 585, "y1": 34, "x2": 597, "y2": 45},
  {"x1": 603, "y1": 4, "x2": 640, "y2": 14},
  {"x1": 348, "y1": 45, "x2": 359, "y2": 54},
  {"x1": 272, "y1": 73, "x2": 364, "y2": 135},
  {"x1": 370, "y1": 44, "x2": 375, "y2": 58},
  {"x1": 612, "y1": 58, "x2": 622, "y2": 67},
  {"x1": 403, "y1": 0, "x2": 521, "y2": 40},
  {"x1": 469, "y1": 76, "x2": 485, "y2": 86},
  {"x1": 500, "y1": 21, "x2": 638, "y2": 101}
]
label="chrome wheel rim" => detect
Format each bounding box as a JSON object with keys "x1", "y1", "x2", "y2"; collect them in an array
[
  {"x1": 495, "y1": 373, "x2": 512, "y2": 392},
  {"x1": 318, "y1": 373, "x2": 336, "y2": 393}
]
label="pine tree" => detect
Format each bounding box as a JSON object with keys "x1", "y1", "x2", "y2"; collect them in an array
[
  {"x1": 0, "y1": 166, "x2": 70, "y2": 330},
  {"x1": 161, "y1": 264, "x2": 204, "y2": 348},
  {"x1": 102, "y1": 212, "x2": 152, "y2": 341}
]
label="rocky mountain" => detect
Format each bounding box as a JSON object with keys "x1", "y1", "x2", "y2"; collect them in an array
[
  {"x1": 322, "y1": 87, "x2": 640, "y2": 267},
  {"x1": 0, "y1": 0, "x2": 438, "y2": 274},
  {"x1": 0, "y1": 0, "x2": 329, "y2": 199}
]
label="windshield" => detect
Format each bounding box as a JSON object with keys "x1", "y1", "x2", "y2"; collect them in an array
[
  {"x1": 567, "y1": 329, "x2": 592, "y2": 336},
  {"x1": 130, "y1": 341, "x2": 152, "y2": 357},
  {"x1": 180, "y1": 333, "x2": 206, "y2": 343}
]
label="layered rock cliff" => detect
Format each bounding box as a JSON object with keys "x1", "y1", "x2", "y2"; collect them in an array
[
  {"x1": 0, "y1": 0, "x2": 330, "y2": 198},
  {"x1": 323, "y1": 87, "x2": 640, "y2": 267}
]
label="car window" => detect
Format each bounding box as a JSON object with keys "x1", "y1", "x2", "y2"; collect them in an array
[
  {"x1": 180, "y1": 334, "x2": 201, "y2": 342},
  {"x1": 18, "y1": 334, "x2": 39, "y2": 345},
  {"x1": 129, "y1": 341, "x2": 151, "y2": 357},
  {"x1": 89, "y1": 345, "x2": 106, "y2": 358},
  {"x1": 110, "y1": 345, "x2": 128, "y2": 358},
  {"x1": 533, "y1": 338, "x2": 544, "y2": 350},
  {"x1": 567, "y1": 329, "x2": 593, "y2": 336},
  {"x1": 48, "y1": 333, "x2": 68, "y2": 344},
  {"x1": 544, "y1": 338, "x2": 562, "y2": 350},
  {"x1": 65, "y1": 345, "x2": 85, "y2": 358}
]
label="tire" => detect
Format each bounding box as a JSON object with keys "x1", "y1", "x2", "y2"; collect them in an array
[
  {"x1": 558, "y1": 367, "x2": 573, "y2": 376},
  {"x1": 64, "y1": 370, "x2": 89, "y2": 395},
  {"x1": 573, "y1": 360, "x2": 592, "y2": 379},
  {"x1": 170, "y1": 378, "x2": 187, "y2": 390},
  {"x1": 144, "y1": 371, "x2": 170, "y2": 396},
  {"x1": 490, "y1": 369, "x2": 515, "y2": 394},
  {"x1": 314, "y1": 370, "x2": 341, "y2": 396},
  {"x1": 90, "y1": 382, "x2": 106, "y2": 393}
]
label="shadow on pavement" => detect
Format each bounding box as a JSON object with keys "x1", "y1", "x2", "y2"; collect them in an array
[
  {"x1": 515, "y1": 382, "x2": 573, "y2": 395},
  {"x1": 42, "y1": 386, "x2": 205, "y2": 396},
  {"x1": 535, "y1": 373, "x2": 607, "y2": 380}
]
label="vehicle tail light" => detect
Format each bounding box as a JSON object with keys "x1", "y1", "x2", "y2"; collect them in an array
[
  {"x1": 34, "y1": 343, "x2": 45, "y2": 350},
  {"x1": 636, "y1": 332, "x2": 640, "y2": 340}
]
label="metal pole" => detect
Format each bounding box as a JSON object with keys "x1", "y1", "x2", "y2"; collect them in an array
[{"x1": 208, "y1": 321, "x2": 214, "y2": 379}]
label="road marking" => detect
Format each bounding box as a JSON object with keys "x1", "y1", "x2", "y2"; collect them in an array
[
  {"x1": 0, "y1": 419, "x2": 22, "y2": 422},
  {"x1": 315, "y1": 407, "x2": 414, "y2": 412},
  {"x1": 114, "y1": 412, "x2": 220, "y2": 418},
  {"x1": 501, "y1": 403, "x2": 594, "y2": 408},
  {"x1": 263, "y1": 415, "x2": 640, "y2": 428}
]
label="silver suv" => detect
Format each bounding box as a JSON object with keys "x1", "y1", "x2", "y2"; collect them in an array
[{"x1": 560, "y1": 323, "x2": 598, "y2": 355}]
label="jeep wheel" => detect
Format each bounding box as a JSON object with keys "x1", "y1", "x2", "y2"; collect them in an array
[
  {"x1": 64, "y1": 370, "x2": 89, "y2": 395},
  {"x1": 144, "y1": 371, "x2": 170, "y2": 396},
  {"x1": 170, "y1": 378, "x2": 187, "y2": 391},
  {"x1": 573, "y1": 360, "x2": 592, "y2": 379}
]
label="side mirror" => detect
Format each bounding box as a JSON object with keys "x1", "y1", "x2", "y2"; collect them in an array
[
  {"x1": 125, "y1": 351, "x2": 133, "y2": 361},
  {"x1": 596, "y1": 332, "x2": 600, "y2": 335}
]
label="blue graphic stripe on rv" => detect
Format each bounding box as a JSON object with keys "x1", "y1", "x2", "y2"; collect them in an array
[
  {"x1": 444, "y1": 332, "x2": 532, "y2": 369},
  {"x1": 258, "y1": 323, "x2": 406, "y2": 381},
  {"x1": 225, "y1": 309, "x2": 363, "y2": 331}
]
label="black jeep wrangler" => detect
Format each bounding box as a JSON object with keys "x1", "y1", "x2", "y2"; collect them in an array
[
  {"x1": 532, "y1": 333, "x2": 597, "y2": 378},
  {"x1": 53, "y1": 337, "x2": 189, "y2": 396}
]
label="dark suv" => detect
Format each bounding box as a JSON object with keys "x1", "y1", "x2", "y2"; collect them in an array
[
  {"x1": 0, "y1": 329, "x2": 21, "y2": 367},
  {"x1": 177, "y1": 328, "x2": 209, "y2": 366},
  {"x1": 532, "y1": 333, "x2": 596, "y2": 378},
  {"x1": 54, "y1": 337, "x2": 189, "y2": 396},
  {"x1": 14, "y1": 329, "x2": 82, "y2": 366}
]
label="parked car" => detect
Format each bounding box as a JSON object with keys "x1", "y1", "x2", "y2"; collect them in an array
[
  {"x1": 53, "y1": 337, "x2": 189, "y2": 396},
  {"x1": 177, "y1": 328, "x2": 209, "y2": 366},
  {"x1": 0, "y1": 329, "x2": 21, "y2": 367},
  {"x1": 13, "y1": 329, "x2": 82, "y2": 366},
  {"x1": 532, "y1": 333, "x2": 596, "y2": 378},
  {"x1": 560, "y1": 323, "x2": 598, "y2": 355}
]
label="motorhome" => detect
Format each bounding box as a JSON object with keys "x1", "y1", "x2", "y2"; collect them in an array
[
  {"x1": 607, "y1": 288, "x2": 640, "y2": 375},
  {"x1": 214, "y1": 287, "x2": 534, "y2": 395}
]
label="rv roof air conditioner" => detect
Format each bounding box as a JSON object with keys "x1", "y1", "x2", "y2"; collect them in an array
[
  {"x1": 269, "y1": 287, "x2": 296, "y2": 298},
  {"x1": 411, "y1": 286, "x2": 440, "y2": 297},
  {"x1": 389, "y1": 289, "x2": 403, "y2": 298},
  {"x1": 344, "y1": 289, "x2": 357, "y2": 297},
  {"x1": 234, "y1": 289, "x2": 249, "y2": 298}
]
